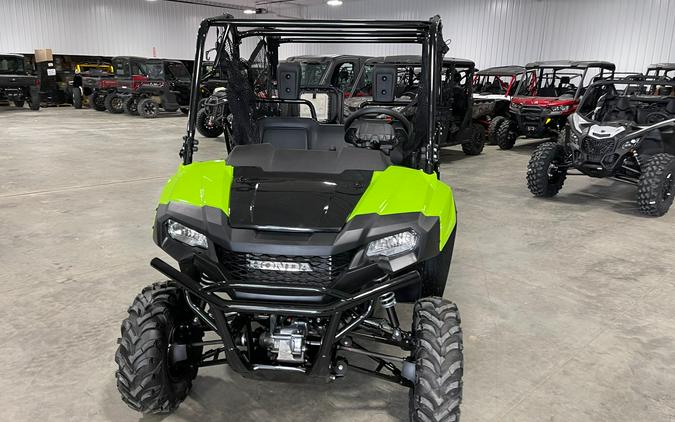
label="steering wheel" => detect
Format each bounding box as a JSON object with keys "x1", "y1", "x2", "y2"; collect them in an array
[
  {"x1": 645, "y1": 111, "x2": 671, "y2": 124},
  {"x1": 344, "y1": 107, "x2": 413, "y2": 136}
]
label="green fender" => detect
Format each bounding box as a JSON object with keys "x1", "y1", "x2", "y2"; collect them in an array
[
  {"x1": 348, "y1": 166, "x2": 456, "y2": 249},
  {"x1": 158, "y1": 161, "x2": 234, "y2": 213},
  {"x1": 158, "y1": 161, "x2": 456, "y2": 249}
]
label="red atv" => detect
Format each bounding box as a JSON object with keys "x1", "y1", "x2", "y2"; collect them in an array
[{"x1": 493, "y1": 60, "x2": 615, "y2": 150}]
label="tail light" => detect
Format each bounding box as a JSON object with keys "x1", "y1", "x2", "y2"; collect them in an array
[{"x1": 34, "y1": 79, "x2": 40, "y2": 86}]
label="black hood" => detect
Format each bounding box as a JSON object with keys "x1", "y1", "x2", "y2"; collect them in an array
[{"x1": 228, "y1": 166, "x2": 372, "y2": 232}]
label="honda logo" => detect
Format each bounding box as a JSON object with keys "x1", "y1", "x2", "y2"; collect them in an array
[{"x1": 247, "y1": 259, "x2": 313, "y2": 272}]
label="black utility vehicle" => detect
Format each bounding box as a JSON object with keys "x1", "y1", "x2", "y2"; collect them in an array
[
  {"x1": 114, "y1": 59, "x2": 191, "y2": 118},
  {"x1": 472, "y1": 65, "x2": 526, "y2": 143},
  {"x1": 115, "y1": 15, "x2": 465, "y2": 422},
  {"x1": 497, "y1": 60, "x2": 615, "y2": 149},
  {"x1": 527, "y1": 76, "x2": 675, "y2": 216},
  {"x1": 286, "y1": 54, "x2": 369, "y2": 93},
  {"x1": 0, "y1": 54, "x2": 40, "y2": 110},
  {"x1": 347, "y1": 55, "x2": 485, "y2": 155},
  {"x1": 68, "y1": 63, "x2": 115, "y2": 109},
  {"x1": 86, "y1": 57, "x2": 149, "y2": 112},
  {"x1": 646, "y1": 63, "x2": 675, "y2": 80}
]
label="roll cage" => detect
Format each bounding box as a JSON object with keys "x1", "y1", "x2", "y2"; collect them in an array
[
  {"x1": 576, "y1": 76, "x2": 675, "y2": 124},
  {"x1": 182, "y1": 15, "x2": 448, "y2": 174},
  {"x1": 473, "y1": 65, "x2": 526, "y2": 96},
  {"x1": 520, "y1": 60, "x2": 616, "y2": 100}
]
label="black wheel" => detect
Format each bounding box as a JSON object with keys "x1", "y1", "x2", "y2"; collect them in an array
[
  {"x1": 123, "y1": 97, "x2": 139, "y2": 115},
  {"x1": 637, "y1": 153, "x2": 675, "y2": 217},
  {"x1": 461, "y1": 123, "x2": 485, "y2": 156},
  {"x1": 13, "y1": 100, "x2": 24, "y2": 108},
  {"x1": 410, "y1": 297, "x2": 463, "y2": 422},
  {"x1": 180, "y1": 107, "x2": 189, "y2": 115},
  {"x1": 196, "y1": 108, "x2": 224, "y2": 138},
  {"x1": 91, "y1": 92, "x2": 107, "y2": 111},
  {"x1": 487, "y1": 116, "x2": 505, "y2": 145},
  {"x1": 138, "y1": 98, "x2": 159, "y2": 118},
  {"x1": 527, "y1": 142, "x2": 568, "y2": 197},
  {"x1": 115, "y1": 281, "x2": 203, "y2": 414},
  {"x1": 105, "y1": 93, "x2": 124, "y2": 114},
  {"x1": 73, "y1": 88, "x2": 82, "y2": 109},
  {"x1": 496, "y1": 119, "x2": 517, "y2": 150}
]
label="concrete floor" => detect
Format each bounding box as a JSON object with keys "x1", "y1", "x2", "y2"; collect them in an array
[{"x1": 1, "y1": 107, "x2": 674, "y2": 422}]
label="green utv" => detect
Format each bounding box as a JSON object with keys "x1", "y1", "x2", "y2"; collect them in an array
[{"x1": 115, "y1": 15, "x2": 464, "y2": 422}]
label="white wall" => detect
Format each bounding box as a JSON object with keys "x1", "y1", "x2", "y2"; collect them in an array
[
  {"x1": 291, "y1": 0, "x2": 675, "y2": 72},
  {"x1": 0, "y1": 0, "x2": 302, "y2": 60},
  {"x1": 1, "y1": 0, "x2": 674, "y2": 71}
]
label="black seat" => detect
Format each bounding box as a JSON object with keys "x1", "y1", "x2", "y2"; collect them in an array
[
  {"x1": 538, "y1": 84, "x2": 557, "y2": 97},
  {"x1": 256, "y1": 117, "x2": 348, "y2": 151},
  {"x1": 605, "y1": 97, "x2": 635, "y2": 121}
]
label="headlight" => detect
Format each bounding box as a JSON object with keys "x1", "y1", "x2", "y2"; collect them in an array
[
  {"x1": 167, "y1": 220, "x2": 208, "y2": 249},
  {"x1": 366, "y1": 231, "x2": 418, "y2": 258},
  {"x1": 550, "y1": 105, "x2": 569, "y2": 113},
  {"x1": 621, "y1": 138, "x2": 640, "y2": 149}
]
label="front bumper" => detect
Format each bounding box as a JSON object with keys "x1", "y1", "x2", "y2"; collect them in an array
[{"x1": 511, "y1": 107, "x2": 567, "y2": 137}]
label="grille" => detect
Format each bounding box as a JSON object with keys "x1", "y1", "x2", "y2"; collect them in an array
[
  {"x1": 581, "y1": 137, "x2": 616, "y2": 161},
  {"x1": 220, "y1": 250, "x2": 352, "y2": 287}
]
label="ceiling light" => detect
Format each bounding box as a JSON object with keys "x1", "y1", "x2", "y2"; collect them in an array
[
  {"x1": 327, "y1": 0, "x2": 343, "y2": 6},
  {"x1": 243, "y1": 8, "x2": 256, "y2": 14}
]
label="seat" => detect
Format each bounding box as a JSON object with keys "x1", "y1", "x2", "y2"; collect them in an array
[
  {"x1": 255, "y1": 117, "x2": 348, "y2": 151},
  {"x1": 604, "y1": 97, "x2": 635, "y2": 122}
]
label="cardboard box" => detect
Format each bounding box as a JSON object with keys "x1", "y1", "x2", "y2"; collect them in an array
[{"x1": 34, "y1": 48, "x2": 53, "y2": 63}]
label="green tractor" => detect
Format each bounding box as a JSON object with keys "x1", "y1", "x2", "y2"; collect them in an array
[{"x1": 115, "y1": 15, "x2": 464, "y2": 422}]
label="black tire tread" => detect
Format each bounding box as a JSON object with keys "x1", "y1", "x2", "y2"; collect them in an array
[
  {"x1": 105, "y1": 93, "x2": 124, "y2": 114},
  {"x1": 637, "y1": 153, "x2": 675, "y2": 216},
  {"x1": 526, "y1": 142, "x2": 567, "y2": 197},
  {"x1": 487, "y1": 116, "x2": 505, "y2": 145},
  {"x1": 461, "y1": 124, "x2": 485, "y2": 156},
  {"x1": 411, "y1": 297, "x2": 463, "y2": 422},
  {"x1": 496, "y1": 119, "x2": 516, "y2": 150},
  {"x1": 138, "y1": 98, "x2": 159, "y2": 118},
  {"x1": 115, "y1": 281, "x2": 193, "y2": 414}
]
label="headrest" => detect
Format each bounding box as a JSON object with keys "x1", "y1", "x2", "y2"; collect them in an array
[
  {"x1": 615, "y1": 97, "x2": 631, "y2": 111},
  {"x1": 372, "y1": 65, "x2": 396, "y2": 103},
  {"x1": 666, "y1": 99, "x2": 675, "y2": 114},
  {"x1": 560, "y1": 76, "x2": 571, "y2": 84},
  {"x1": 278, "y1": 62, "x2": 301, "y2": 100}
]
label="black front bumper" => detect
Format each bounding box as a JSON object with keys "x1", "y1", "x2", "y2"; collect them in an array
[
  {"x1": 512, "y1": 107, "x2": 565, "y2": 137},
  {"x1": 151, "y1": 256, "x2": 420, "y2": 381}
]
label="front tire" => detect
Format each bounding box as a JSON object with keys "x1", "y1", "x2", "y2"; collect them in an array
[
  {"x1": 487, "y1": 116, "x2": 505, "y2": 145},
  {"x1": 105, "y1": 93, "x2": 124, "y2": 114},
  {"x1": 13, "y1": 99, "x2": 25, "y2": 108},
  {"x1": 123, "y1": 97, "x2": 139, "y2": 115},
  {"x1": 91, "y1": 92, "x2": 107, "y2": 111},
  {"x1": 496, "y1": 119, "x2": 517, "y2": 150},
  {"x1": 138, "y1": 98, "x2": 159, "y2": 118},
  {"x1": 73, "y1": 88, "x2": 82, "y2": 109},
  {"x1": 461, "y1": 123, "x2": 485, "y2": 156},
  {"x1": 527, "y1": 142, "x2": 568, "y2": 197},
  {"x1": 637, "y1": 153, "x2": 675, "y2": 216},
  {"x1": 196, "y1": 108, "x2": 224, "y2": 138},
  {"x1": 115, "y1": 281, "x2": 202, "y2": 414},
  {"x1": 410, "y1": 297, "x2": 463, "y2": 422}
]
